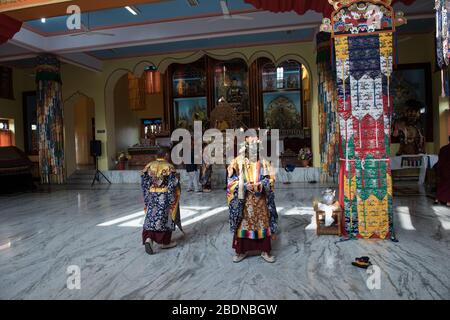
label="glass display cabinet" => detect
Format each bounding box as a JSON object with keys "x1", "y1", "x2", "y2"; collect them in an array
[
  {"x1": 213, "y1": 58, "x2": 250, "y2": 127},
  {"x1": 171, "y1": 60, "x2": 208, "y2": 132},
  {"x1": 261, "y1": 60, "x2": 302, "y2": 130}
]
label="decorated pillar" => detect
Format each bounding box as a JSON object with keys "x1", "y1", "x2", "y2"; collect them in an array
[
  {"x1": 321, "y1": 0, "x2": 406, "y2": 239},
  {"x1": 317, "y1": 32, "x2": 339, "y2": 182},
  {"x1": 36, "y1": 54, "x2": 65, "y2": 184}
]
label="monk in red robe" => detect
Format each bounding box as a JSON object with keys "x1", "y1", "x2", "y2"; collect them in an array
[{"x1": 435, "y1": 138, "x2": 450, "y2": 206}]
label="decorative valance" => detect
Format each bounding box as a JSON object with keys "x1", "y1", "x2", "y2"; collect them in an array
[
  {"x1": 0, "y1": 13, "x2": 22, "y2": 44},
  {"x1": 244, "y1": 0, "x2": 416, "y2": 17}
]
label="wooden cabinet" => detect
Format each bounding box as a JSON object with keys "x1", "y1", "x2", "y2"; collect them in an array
[{"x1": 163, "y1": 55, "x2": 311, "y2": 151}]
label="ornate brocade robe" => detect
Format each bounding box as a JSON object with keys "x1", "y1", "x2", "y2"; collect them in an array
[
  {"x1": 141, "y1": 158, "x2": 182, "y2": 233},
  {"x1": 227, "y1": 157, "x2": 278, "y2": 239}
]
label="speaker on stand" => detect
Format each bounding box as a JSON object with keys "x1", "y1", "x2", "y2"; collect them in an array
[{"x1": 90, "y1": 140, "x2": 111, "y2": 187}]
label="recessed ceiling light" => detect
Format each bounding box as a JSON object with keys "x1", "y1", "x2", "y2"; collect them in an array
[
  {"x1": 125, "y1": 6, "x2": 140, "y2": 15},
  {"x1": 41, "y1": 17, "x2": 46, "y2": 23}
]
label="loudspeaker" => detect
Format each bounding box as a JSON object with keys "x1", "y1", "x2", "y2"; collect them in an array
[{"x1": 90, "y1": 140, "x2": 102, "y2": 157}]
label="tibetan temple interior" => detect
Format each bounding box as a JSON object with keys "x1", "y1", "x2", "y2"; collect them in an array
[{"x1": 0, "y1": 0, "x2": 449, "y2": 302}]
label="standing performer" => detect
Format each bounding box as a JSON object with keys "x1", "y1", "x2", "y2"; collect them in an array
[
  {"x1": 141, "y1": 148, "x2": 181, "y2": 255},
  {"x1": 226, "y1": 138, "x2": 278, "y2": 263},
  {"x1": 200, "y1": 143, "x2": 212, "y2": 193}
]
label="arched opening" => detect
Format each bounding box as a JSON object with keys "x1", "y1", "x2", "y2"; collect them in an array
[
  {"x1": 112, "y1": 70, "x2": 165, "y2": 169},
  {"x1": 64, "y1": 92, "x2": 96, "y2": 177}
]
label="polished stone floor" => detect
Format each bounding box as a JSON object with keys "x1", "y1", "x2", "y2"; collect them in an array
[{"x1": 0, "y1": 183, "x2": 449, "y2": 300}]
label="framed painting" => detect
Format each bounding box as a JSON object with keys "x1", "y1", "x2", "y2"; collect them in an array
[{"x1": 391, "y1": 63, "x2": 433, "y2": 143}]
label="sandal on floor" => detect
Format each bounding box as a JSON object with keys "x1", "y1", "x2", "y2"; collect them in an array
[
  {"x1": 233, "y1": 253, "x2": 248, "y2": 263},
  {"x1": 261, "y1": 252, "x2": 276, "y2": 263},
  {"x1": 355, "y1": 256, "x2": 370, "y2": 263},
  {"x1": 352, "y1": 260, "x2": 372, "y2": 269}
]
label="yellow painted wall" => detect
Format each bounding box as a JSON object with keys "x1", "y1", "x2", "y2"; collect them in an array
[
  {"x1": 74, "y1": 96, "x2": 95, "y2": 165},
  {"x1": 100, "y1": 41, "x2": 319, "y2": 169},
  {"x1": 5, "y1": 32, "x2": 445, "y2": 174},
  {"x1": 395, "y1": 33, "x2": 447, "y2": 154},
  {"x1": 0, "y1": 67, "x2": 35, "y2": 150}
]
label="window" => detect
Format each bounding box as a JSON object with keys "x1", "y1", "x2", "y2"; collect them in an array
[
  {"x1": 0, "y1": 119, "x2": 12, "y2": 147},
  {"x1": 0, "y1": 120, "x2": 9, "y2": 130}
]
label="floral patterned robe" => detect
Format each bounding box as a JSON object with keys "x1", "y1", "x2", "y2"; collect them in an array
[
  {"x1": 227, "y1": 157, "x2": 278, "y2": 239},
  {"x1": 141, "y1": 159, "x2": 181, "y2": 233}
]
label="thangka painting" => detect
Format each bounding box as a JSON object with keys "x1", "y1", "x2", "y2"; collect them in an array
[
  {"x1": 391, "y1": 63, "x2": 433, "y2": 145},
  {"x1": 263, "y1": 93, "x2": 301, "y2": 130},
  {"x1": 173, "y1": 97, "x2": 207, "y2": 132}
]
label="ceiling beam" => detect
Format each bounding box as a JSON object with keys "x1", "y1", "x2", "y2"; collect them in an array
[{"x1": 4, "y1": 0, "x2": 166, "y2": 21}]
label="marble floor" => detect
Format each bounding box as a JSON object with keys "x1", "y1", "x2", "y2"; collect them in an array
[{"x1": 0, "y1": 183, "x2": 449, "y2": 300}]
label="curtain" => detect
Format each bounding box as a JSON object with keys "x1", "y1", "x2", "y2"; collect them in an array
[
  {"x1": 0, "y1": 130, "x2": 12, "y2": 147},
  {"x1": 145, "y1": 70, "x2": 161, "y2": 94},
  {"x1": 244, "y1": 0, "x2": 416, "y2": 17},
  {"x1": 36, "y1": 54, "x2": 65, "y2": 184},
  {"x1": 317, "y1": 32, "x2": 339, "y2": 182}
]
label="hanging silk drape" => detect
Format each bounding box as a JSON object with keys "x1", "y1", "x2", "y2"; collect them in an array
[
  {"x1": 145, "y1": 69, "x2": 161, "y2": 94},
  {"x1": 327, "y1": 1, "x2": 396, "y2": 239},
  {"x1": 0, "y1": 13, "x2": 22, "y2": 44},
  {"x1": 244, "y1": 0, "x2": 416, "y2": 17},
  {"x1": 36, "y1": 54, "x2": 65, "y2": 184},
  {"x1": 128, "y1": 72, "x2": 146, "y2": 110},
  {"x1": 317, "y1": 32, "x2": 339, "y2": 181},
  {"x1": 0, "y1": 130, "x2": 13, "y2": 147},
  {"x1": 436, "y1": 0, "x2": 450, "y2": 96}
]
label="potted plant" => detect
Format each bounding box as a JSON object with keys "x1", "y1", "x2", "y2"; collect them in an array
[
  {"x1": 298, "y1": 148, "x2": 312, "y2": 167},
  {"x1": 117, "y1": 152, "x2": 131, "y2": 170}
]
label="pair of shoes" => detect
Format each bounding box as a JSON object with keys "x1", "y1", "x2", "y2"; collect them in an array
[
  {"x1": 187, "y1": 189, "x2": 193, "y2": 192},
  {"x1": 233, "y1": 253, "x2": 247, "y2": 263},
  {"x1": 144, "y1": 240, "x2": 154, "y2": 255},
  {"x1": 261, "y1": 252, "x2": 276, "y2": 263},
  {"x1": 161, "y1": 241, "x2": 177, "y2": 249},
  {"x1": 352, "y1": 256, "x2": 372, "y2": 269},
  {"x1": 203, "y1": 189, "x2": 211, "y2": 193}
]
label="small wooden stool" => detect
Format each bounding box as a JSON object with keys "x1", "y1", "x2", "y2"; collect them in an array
[{"x1": 313, "y1": 201, "x2": 342, "y2": 236}]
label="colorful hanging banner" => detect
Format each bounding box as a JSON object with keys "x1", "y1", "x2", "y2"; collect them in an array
[
  {"x1": 317, "y1": 32, "x2": 339, "y2": 181},
  {"x1": 321, "y1": 0, "x2": 405, "y2": 239}
]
